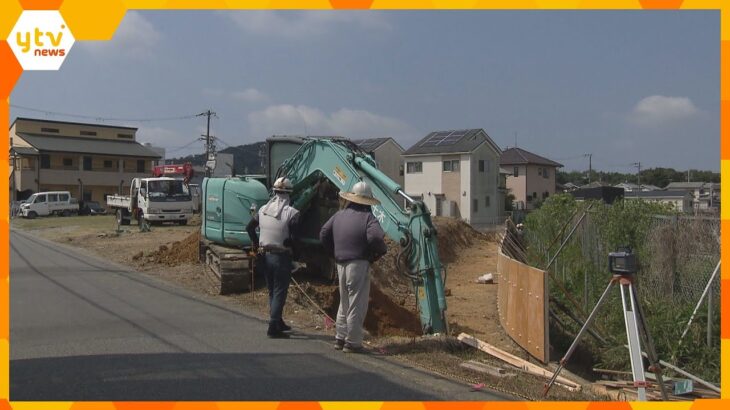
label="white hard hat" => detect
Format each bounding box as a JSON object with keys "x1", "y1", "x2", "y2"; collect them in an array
[
  {"x1": 273, "y1": 177, "x2": 293, "y2": 192},
  {"x1": 339, "y1": 181, "x2": 380, "y2": 206}
]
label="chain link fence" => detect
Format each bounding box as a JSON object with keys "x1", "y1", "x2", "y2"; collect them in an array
[{"x1": 523, "y1": 196, "x2": 720, "y2": 382}]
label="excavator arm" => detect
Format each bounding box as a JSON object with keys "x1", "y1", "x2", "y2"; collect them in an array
[{"x1": 273, "y1": 138, "x2": 447, "y2": 334}]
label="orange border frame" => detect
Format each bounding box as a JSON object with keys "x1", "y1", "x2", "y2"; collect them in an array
[{"x1": 0, "y1": 0, "x2": 727, "y2": 408}]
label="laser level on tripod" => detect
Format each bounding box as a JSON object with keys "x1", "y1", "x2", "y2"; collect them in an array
[{"x1": 543, "y1": 247, "x2": 669, "y2": 401}]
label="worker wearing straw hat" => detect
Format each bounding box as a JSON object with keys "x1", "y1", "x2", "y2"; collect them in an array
[{"x1": 320, "y1": 181, "x2": 387, "y2": 353}]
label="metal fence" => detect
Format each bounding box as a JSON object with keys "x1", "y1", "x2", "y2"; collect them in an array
[{"x1": 530, "y1": 210, "x2": 720, "y2": 350}]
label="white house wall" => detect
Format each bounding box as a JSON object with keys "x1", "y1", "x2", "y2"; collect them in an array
[
  {"x1": 404, "y1": 155, "x2": 442, "y2": 214},
  {"x1": 468, "y1": 142, "x2": 501, "y2": 224}
]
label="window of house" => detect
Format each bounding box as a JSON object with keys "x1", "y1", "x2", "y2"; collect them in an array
[
  {"x1": 526, "y1": 194, "x2": 532, "y2": 202},
  {"x1": 103, "y1": 160, "x2": 113, "y2": 169},
  {"x1": 83, "y1": 156, "x2": 92, "y2": 171},
  {"x1": 41, "y1": 127, "x2": 59, "y2": 133},
  {"x1": 137, "y1": 160, "x2": 146, "y2": 173},
  {"x1": 473, "y1": 198, "x2": 478, "y2": 212},
  {"x1": 543, "y1": 168, "x2": 549, "y2": 178},
  {"x1": 485, "y1": 195, "x2": 490, "y2": 207},
  {"x1": 533, "y1": 192, "x2": 537, "y2": 200},
  {"x1": 117, "y1": 133, "x2": 134, "y2": 139},
  {"x1": 543, "y1": 191, "x2": 549, "y2": 199},
  {"x1": 63, "y1": 158, "x2": 73, "y2": 167},
  {"x1": 21, "y1": 157, "x2": 33, "y2": 170},
  {"x1": 80, "y1": 130, "x2": 97, "y2": 136},
  {"x1": 406, "y1": 161, "x2": 422, "y2": 173},
  {"x1": 513, "y1": 166, "x2": 519, "y2": 177},
  {"x1": 538, "y1": 167, "x2": 543, "y2": 176},
  {"x1": 478, "y1": 160, "x2": 485, "y2": 172},
  {"x1": 40, "y1": 154, "x2": 50, "y2": 169},
  {"x1": 399, "y1": 165, "x2": 404, "y2": 176},
  {"x1": 443, "y1": 160, "x2": 459, "y2": 172}
]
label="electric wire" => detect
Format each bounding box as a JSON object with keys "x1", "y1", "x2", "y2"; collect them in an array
[{"x1": 10, "y1": 103, "x2": 201, "y2": 123}]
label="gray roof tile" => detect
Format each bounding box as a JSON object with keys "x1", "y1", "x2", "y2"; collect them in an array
[
  {"x1": 500, "y1": 147, "x2": 562, "y2": 167},
  {"x1": 403, "y1": 129, "x2": 499, "y2": 156},
  {"x1": 17, "y1": 133, "x2": 161, "y2": 158}
]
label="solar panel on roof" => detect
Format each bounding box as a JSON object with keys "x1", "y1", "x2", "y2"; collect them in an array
[
  {"x1": 437, "y1": 138, "x2": 460, "y2": 146},
  {"x1": 434, "y1": 131, "x2": 451, "y2": 137},
  {"x1": 449, "y1": 130, "x2": 469, "y2": 137}
]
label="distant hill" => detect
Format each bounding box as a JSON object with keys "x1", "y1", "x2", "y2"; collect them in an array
[{"x1": 170, "y1": 142, "x2": 266, "y2": 175}]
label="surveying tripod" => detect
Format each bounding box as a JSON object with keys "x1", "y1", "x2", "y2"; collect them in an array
[{"x1": 543, "y1": 273, "x2": 669, "y2": 401}]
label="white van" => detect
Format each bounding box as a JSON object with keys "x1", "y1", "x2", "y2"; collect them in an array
[{"x1": 21, "y1": 191, "x2": 79, "y2": 219}]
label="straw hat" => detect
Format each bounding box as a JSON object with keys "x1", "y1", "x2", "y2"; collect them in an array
[{"x1": 339, "y1": 181, "x2": 380, "y2": 206}]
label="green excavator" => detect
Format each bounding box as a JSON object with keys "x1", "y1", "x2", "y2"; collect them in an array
[{"x1": 199, "y1": 136, "x2": 448, "y2": 334}]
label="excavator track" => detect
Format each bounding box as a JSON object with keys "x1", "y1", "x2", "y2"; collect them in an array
[{"x1": 202, "y1": 242, "x2": 253, "y2": 295}]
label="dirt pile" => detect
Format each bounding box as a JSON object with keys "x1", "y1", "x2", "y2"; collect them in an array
[
  {"x1": 144, "y1": 230, "x2": 201, "y2": 266},
  {"x1": 432, "y1": 216, "x2": 485, "y2": 263}
]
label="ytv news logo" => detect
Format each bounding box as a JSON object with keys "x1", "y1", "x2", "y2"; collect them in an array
[{"x1": 9, "y1": 11, "x2": 75, "y2": 70}]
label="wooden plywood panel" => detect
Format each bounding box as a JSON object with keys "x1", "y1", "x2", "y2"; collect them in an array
[
  {"x1": 526, "y1": 264, "x2": 549, "y2": 363},
  {"x1": 496, "y1": 248, "x2": 549, "y2": 363}
]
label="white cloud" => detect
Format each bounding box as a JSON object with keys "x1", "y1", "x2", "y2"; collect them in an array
[
  {"x1": 136, "y1": 126, "x2": 198, "y2": 157},
  {"x1": 202, "y1": 87, "x2": 269, "y2": 104},
  {"x1": 227, "y1": 10, "x2": 391, "y2": 38},
  {"x1": 231, "y1": 88, "x2": 269, "y2": 103},
  {"x1": 247, "y1": 104, "x2": 415, "y2": 139},
  {"x1": 629, "y1": 95, "x2": 699, "y2": 127},
  {"x1": 80, "y1": 11, "x2": 160, "y2": 58}
]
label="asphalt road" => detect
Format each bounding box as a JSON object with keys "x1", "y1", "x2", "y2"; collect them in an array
[{"x1": 10, "y1": 229, "x2": 508, "y2": 401}]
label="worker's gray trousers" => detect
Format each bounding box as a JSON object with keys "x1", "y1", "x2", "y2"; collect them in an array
[{"x1": 335, "y1": 259, "x2": 370, "y2": 347}]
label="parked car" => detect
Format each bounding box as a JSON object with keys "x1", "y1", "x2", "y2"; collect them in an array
[
  {"x1": 79, "y1": 201, "x2": 107, "y2": 216},
  {"x1": 21, "y1": 191, "x2": 79, "y2": 218}
]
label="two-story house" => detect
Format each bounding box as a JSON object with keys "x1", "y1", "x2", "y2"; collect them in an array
[
  {"x1": 353, "y1": 137, "x2": 405, "y2": 189},
  {"x1": 500, "y1": 147, "x2": 563, "y2": 210},
  {"x1": 10, "y1": 117, "x2": 161, "y2": 205},
  {"x1": 402, "y1": 129, "x2": 502, "y2": 225}
]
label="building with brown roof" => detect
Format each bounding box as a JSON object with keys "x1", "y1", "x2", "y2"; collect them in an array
[{"x1": 500, "y1": 147, "x2": 563, "y2": 210}]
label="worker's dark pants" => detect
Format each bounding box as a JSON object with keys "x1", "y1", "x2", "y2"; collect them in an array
[{"x1": 263, "y1": 252, "x2": 293, "y2": 325}]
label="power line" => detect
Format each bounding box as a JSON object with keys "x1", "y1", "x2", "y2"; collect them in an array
[
  {"x1": 10, "y1": 103, "x2": 201, "y2": 123},
  {"x1": 165, "y1": 138, "x2": 203, "y2": 153}
]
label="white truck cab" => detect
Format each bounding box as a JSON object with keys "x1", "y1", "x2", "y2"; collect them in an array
[
  {"x1": 107, "y1": 177, "x2": 194, "y2": 226},
  {"x1": 21, "y1": 191, "x2": 79, "y2": 218}
]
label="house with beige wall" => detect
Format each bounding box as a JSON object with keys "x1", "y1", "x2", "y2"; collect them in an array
[
  {"x1": 9, "y1": 117, "x2": 161, "y2": 205},
  {"x1": 353, "y1": 137, "x2": 404, "y2": 188},
  {"x1": 500, "y1": 147, "x2": 562, "y2": 210},
  {"x1": 402, "y1": 129, "x2": 503, "y2": 226}
]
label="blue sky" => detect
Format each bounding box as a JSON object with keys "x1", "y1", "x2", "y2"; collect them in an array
[{"x1": 10, "y1": 10, "x2": 720, "y2": 172}]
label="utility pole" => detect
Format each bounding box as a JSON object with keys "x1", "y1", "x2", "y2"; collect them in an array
[
  {"x1": 584, "y1": 153, "x2": 592, "y2": 184},
  {"x1": 197, "y1": 109, "x2": 217, "y2": 177},
  {"x1": 632, "y1": 162, "x2": 641, "y2": 188}
]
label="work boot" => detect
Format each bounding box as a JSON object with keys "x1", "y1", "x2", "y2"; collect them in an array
[
  {"x1": 278, "y1": 319, "x2": 292, "y2": 332},
  {"x1": 342, "y1": 343, "x2": 365, "y2": 354},
  {"x1": 334, "y1": 338, "x2": 345, "y2": 350},
  {"x1": 267, "y1": 322, "x2": 289, "y2": 339}
]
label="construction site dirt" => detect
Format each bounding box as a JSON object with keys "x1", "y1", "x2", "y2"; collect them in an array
[{"x1": 11, "y1": 215, "x2": 599, "y2": 401}]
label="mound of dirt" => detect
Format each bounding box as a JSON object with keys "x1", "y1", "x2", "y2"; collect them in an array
[
  {"x1": 432, "y1": 216, "x2": 486, "y2": 263},
  {"x1": 145, "y1": 230, "x2": 201, "y2": 266}
]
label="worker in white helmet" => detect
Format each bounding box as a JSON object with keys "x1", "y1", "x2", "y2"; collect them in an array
[
  {"x1": 246, "y1": 177, "x2": 300, "y2": 338},
  {"x1": 319, "y1": 181, "x2": 387, "y2": 353}
]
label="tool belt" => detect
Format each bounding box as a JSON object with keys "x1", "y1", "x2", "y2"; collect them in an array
[{"x1": 258, "y1": 245, "x2": 292, "y2": 255}]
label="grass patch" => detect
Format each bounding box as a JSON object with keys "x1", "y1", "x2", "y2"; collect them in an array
[{"x1": 11, "y1": 215, "x2": 118, "y2": 231}]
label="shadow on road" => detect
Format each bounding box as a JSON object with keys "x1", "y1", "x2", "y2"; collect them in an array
[{"x1": 11, "y1": 352, "x2": 440, "y2": 401}]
